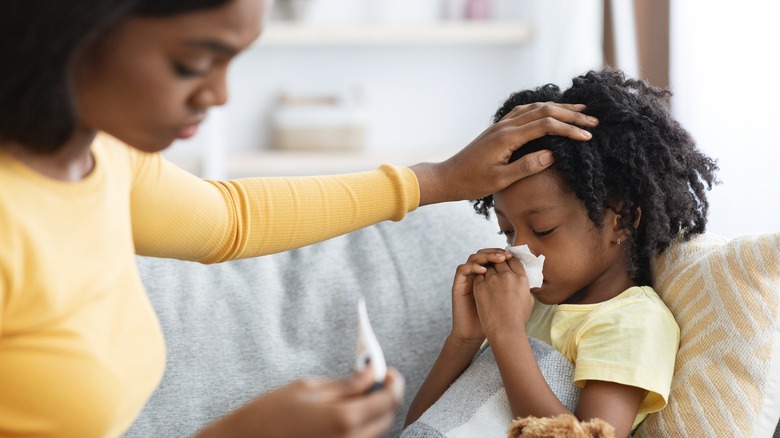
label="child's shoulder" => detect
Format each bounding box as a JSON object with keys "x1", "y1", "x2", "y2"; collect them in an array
[
  {"x1": 620, "y1": 285, "x2": 670, "y2": 311},
  {"x1": 598, "y1": 285, "x2": 671, "y2": 313},
  {"x1": 556, "y1": 286, "x2": 676, "y2": 331},
  {"x1": 540, "y1": 286, "x2": 678, "y2": 335},
  {"x1": 619, "y1": 285, "x2": 663, "y2": 302},
  {"x1": 595, "y1": 285, "x2": 678, "y2": 332}
]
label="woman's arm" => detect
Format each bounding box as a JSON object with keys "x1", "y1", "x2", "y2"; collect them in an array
[
  {"x1": 128, "y1": 152, "x2": 419, "y2": 262},
  {"x1": 125, "y1": 103, "x2": 596, "y2": 262}
]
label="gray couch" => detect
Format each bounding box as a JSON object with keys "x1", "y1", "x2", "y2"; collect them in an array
[
  {"x1": 125, "y1": 201, "x2": 503, "y2": 437},
  {"x1": 125, "y1": 201, "x2": 780, "y2": 438}
]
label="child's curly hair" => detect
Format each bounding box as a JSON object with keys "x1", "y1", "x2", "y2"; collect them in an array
[{"x1": 474, "y1": 69, "x2": 719, "y2": 285}]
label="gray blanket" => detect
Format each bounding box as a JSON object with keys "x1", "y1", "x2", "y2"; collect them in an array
[{"x1": 402, "y1": 337, "x2": 580, "y2": 437}]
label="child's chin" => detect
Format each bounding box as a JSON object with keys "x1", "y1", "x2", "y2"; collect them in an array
[{"x1": 530, "y1": 288, "x2": 556, "y2": 304}]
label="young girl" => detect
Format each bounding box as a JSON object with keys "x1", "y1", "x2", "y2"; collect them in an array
[
  {"x1": 406, "y1": 69, "x2": 719, "y2": 437},
  {"x1": 0, "y1": 0, "x2": 600, "y2": 436}
]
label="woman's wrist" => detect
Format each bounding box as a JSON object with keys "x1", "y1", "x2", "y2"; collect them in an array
[
  {"x1": 410, "y1": 161, "x2": 459, "y2": 207},
  {"x1": 193, "y1": 399, "x2": 258, "y2": 438}
]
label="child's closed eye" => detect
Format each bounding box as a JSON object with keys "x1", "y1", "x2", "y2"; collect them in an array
[
  {"x1": 172, "y1": 61, "x2": 209, "y2": 78},
  {"x1": 497, "y1": 229, "x2": 514, "y2": 236},
  {"x1": 533, "y1": 228, "x2": 556, "y2": 237}
]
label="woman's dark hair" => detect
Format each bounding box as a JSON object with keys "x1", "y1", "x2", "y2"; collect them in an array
[
  {"x1": 0, "y1": 0, "x2": 230, "y2": 153},
  {"x1": 474, "y1": 69, "x2": 719, "y2": 284}
]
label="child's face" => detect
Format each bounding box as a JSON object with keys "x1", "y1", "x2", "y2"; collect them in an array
[{"x1": 492, "y1": 169, "x2": 631, "y2": 305}]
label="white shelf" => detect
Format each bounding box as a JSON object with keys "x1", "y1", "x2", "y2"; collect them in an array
[{"x1": 258, "y1": 21, "x2": 532, "y2": 47}]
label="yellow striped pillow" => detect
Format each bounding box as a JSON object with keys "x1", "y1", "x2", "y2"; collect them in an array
[{"x1": 634, "y1": 232, "x2": 780, "y2": 437}]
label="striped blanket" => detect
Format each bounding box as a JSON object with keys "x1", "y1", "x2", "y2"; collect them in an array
[{"x1": 402, "y1": 337, "x2": 580, "y2": 437}]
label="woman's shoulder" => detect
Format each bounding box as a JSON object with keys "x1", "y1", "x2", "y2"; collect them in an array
[
  {"x1": 93, "y1": 133, "x2": 141, "y2": 161},
  {"x1": 93, "y1": 133, "x2": 163, "y2": 180}
]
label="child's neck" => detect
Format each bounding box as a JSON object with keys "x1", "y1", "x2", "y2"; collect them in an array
[{"x1": 563, "y1": 275, "x2": 638, "y2": 305}]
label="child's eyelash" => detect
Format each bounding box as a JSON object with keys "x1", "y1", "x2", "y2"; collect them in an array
[
  {"x1": 498, "y1": 228, "x2": 556, "y2": 237},
  {"x1": 173, "y1": 62, "x2": 208, "y2": 78}
]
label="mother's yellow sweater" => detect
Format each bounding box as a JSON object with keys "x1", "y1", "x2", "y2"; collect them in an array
[{"x1": 0, "y1": 134, "x2": 419, "y2": 437}]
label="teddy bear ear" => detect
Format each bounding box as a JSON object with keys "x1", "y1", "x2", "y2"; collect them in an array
[
  {"x1": 507, "y1": 415, "x2": 616, "y2": 438},
  {"x1": 580, "y1": 417, "x2": 616, "y2": 438},
  {"x1": 507, "y1": 416, "x2": 533, "y2": 438},
  {"x1": 507, "y1": 415, "x2": 558, "y2": 438},
  {"x1": 507, "y1": 414, "x2": 579, "y2": 438}
]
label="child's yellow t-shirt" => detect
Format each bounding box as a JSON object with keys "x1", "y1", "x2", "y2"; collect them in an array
[
  {"x1": 0, "y1": 134, "x2": 419, "y2": 437},
  {"x1": 526, "y1": 285, "x2": 679, "y2": 430}
]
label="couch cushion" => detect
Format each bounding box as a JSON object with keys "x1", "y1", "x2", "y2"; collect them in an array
[
  {"x1": 635, "y1": 232, "x2": 780, "y2": 437},
  {"x1": 124, "y1": 201, "x2": 504, "y2": 438}
]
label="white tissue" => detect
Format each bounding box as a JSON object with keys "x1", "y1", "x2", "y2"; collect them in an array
[{"x1": 505, "y1": 244, "x2": 545, "y2": 288}]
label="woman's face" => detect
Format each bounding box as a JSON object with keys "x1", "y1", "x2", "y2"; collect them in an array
[
  {"x1": 74, "y1": 0, "x2": 268, "y2": 152},
  {"x1": 492, "y1": 169, "x2": 631, "y2": 305}
]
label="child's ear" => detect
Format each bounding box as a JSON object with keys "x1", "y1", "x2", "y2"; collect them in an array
[
  {"x1": 632, "y1": 206, "x2": 642, "y2": 229},
  {"x1": 607, "y1": 204, "x2": 641, "y2": 240},
  {"x1": 608, "y1": 208, "x2": 624, "y2": 234}
]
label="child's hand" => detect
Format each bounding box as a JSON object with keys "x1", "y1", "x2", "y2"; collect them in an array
[
  {"x1": 473, "y1": 256, "x2": 535, "y2": 340},
  {"x1": 451, "y1": 249, "x2": 513, "y2": 343}
]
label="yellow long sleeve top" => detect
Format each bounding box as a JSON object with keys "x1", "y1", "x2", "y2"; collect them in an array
[{"x1": 0, "y1": 134, "x2": 420, "y2": 437}]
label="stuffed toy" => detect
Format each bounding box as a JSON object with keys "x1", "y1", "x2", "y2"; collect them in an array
[{"x1": 507, "y1": 414, "x2": 616, "y2": 438}]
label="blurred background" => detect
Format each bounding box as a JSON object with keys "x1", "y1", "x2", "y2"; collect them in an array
[{"x1": 165, "y1": 0, "x2": 780, "y2": 238}]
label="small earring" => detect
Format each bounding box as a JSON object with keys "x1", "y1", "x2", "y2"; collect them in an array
[{"x1": 616, "y1": 237, "x2": 622, "y2": 246}]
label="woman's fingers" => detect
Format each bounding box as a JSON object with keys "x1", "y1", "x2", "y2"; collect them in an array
[
  {"x1": 501, "y1": 113, "x2": 594, "y2": 148},
  {"x1": 327, "y1": 367, "x2": 379, "y2": 396},
  {"x1": 338, "y1": 369, "x2": 405, "y2": 436},
  {"x1": 412, "y1": 102, "x2": 598, "y2": 206},
  {"x1": 501, "y1": 102, "x2": 599, "y2": 130},
  {"x1": 484, "y1": 103, "x2": 597, "y2": 188},
  {"x1": 489, "y1": 116, "x2": 594, "y2": 188},
  {"x1": 495, "y1": 103, "x2": 597, "y2": 157}
]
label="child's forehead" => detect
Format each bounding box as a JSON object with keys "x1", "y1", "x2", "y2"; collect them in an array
[
  {"x1": 499, "y1": 168, "x2": 568, "y2": 196},
  {"x1": 494, "y1": 170, "x2": 575, "y2": 216}
]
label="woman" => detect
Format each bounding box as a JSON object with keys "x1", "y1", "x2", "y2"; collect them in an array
[{"x1": 0, "y1": 0, "x2": 598, "y2": 436}]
